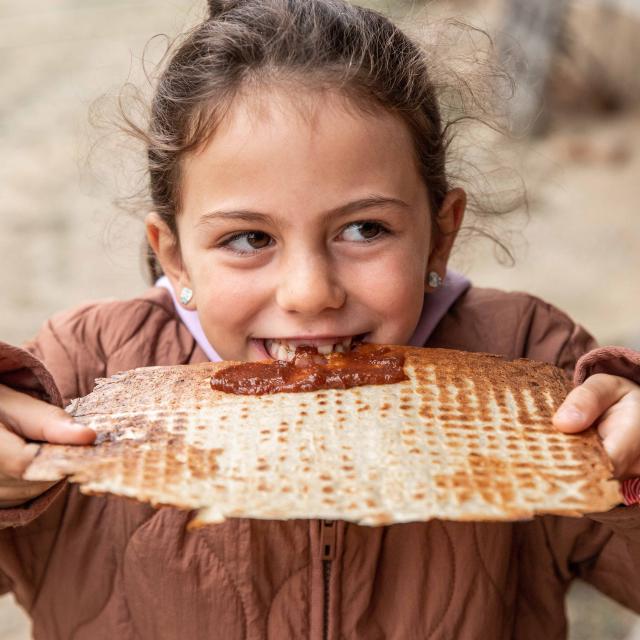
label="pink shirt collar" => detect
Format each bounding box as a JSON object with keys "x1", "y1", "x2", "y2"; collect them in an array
[{"x1": 156, "y1": 271, "x2": 471, "y2": 362}]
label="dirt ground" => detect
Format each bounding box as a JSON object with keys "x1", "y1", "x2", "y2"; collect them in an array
[{"x1": 1, "y1": 1, "x2": 639, "y2": 639}]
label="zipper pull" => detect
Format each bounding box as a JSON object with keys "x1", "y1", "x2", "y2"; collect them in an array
[{"x1": 320, "y1": 520, "x2": 337, "y2": 561}]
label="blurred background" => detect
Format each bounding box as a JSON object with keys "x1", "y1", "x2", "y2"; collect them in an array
[{"x1": 1, "y1": 0, "x2": 639, "y2": 638}]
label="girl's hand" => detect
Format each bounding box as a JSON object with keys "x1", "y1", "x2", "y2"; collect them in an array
[
  {"x1": 0, "y1": 384, "x2": 95, "y2": 508},
  {"x1": 553, "y1": 374, "x2": 640, "y2": 479}
]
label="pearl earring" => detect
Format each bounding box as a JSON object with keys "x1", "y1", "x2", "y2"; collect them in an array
[
  {"x1": 427, "y1": 271, "x2": 443, "y2": 289},
  {"x1": 179, "y1": 287, "x2": 193, "y2": 305}
]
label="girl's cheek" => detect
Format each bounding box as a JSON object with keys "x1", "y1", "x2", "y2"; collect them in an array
[
  {"x1": 211, "y1": 265, "x2": 276, "y2": 326},
  {"x1": 354, "y1": 251, "x2": 425, "y2": 298},
  {"x1": 363, "y1": 251, "x2": 426, "y2": 318}
]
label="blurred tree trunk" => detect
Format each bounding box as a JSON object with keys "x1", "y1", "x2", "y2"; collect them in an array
[{"x1": 498, "y1": 0, "x2": 570, "y2": 135}]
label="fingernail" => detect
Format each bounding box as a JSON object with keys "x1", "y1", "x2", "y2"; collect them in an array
[
  {"x1": 65, "y1": 422, "x2": 96, "y2": 442},
  {"x1": 65, "y1": 420, "x2": 87, "y2": 430},
  {"x1": 556, "y1": 407, "x2": 584, "y2": 424}
]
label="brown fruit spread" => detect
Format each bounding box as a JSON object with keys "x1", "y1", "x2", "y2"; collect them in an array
[{"x1": 210, "y1": 344, "x2": 407, "y2": 395}]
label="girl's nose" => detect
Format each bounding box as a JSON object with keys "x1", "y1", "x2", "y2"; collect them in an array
[{"x1": 275, "y1": 252, "x2": 346, "y2": 315}]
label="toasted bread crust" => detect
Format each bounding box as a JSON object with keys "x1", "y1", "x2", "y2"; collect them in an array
[{"x1": 25, "y1": 347, "x2": 622, "y2": 525}]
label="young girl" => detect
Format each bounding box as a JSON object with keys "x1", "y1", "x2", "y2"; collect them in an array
[{"x1": 1, "y1": 1, "x2": 639, "y2": 638}]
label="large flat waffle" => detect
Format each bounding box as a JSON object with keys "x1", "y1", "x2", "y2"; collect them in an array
[{"x1": 24, "y1": 347, "x2": 622, "y2": 525}]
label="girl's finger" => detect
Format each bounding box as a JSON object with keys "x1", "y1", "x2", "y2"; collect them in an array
[
  {"x1": 596, "y1": 401, "x2": 640, "y2": 478},
  {"x1": 0, "y1": 384, "x2": 95, "y2": 444},
  {"x1": 553, "y1": 374, "x2": 635, "y2": 434},
  {"x1": 0, "y1": 424, "x2": 42, "y2": 479},
  {"x1": 596, "y1": 388, "x2": 640, "y2": 477}
]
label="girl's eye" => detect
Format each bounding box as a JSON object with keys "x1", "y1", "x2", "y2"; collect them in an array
[
  {"x1": 340, "y1": 221, "x2": 388, "y2": 242},
  {"x1": 220, "y1": 231, "x2": 273, "y2": 254}
]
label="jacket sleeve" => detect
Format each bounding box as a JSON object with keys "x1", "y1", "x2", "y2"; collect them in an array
[
  {"x1": 0, "y1": 301, "x2": 116, "y2": 530},
  {"x1": 0, "y1": 300, "x2": 111, "y2": 592},
  {"x1": 0, "y1": 340, "x2": 69, "y2": 525},
  {"x1": 0, "y1": 339, "x2": 71, "y2": 598},
  {"x1": 546, "y1": 343, "x2": 640, "y2": 610},
  {"x1": 505, "y1": 296, "x2": 640, "y2": 608}
]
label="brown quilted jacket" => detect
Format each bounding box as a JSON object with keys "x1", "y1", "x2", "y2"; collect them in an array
[{"x1": 1, "y1": 285, "x2": 640, "y2": 640}]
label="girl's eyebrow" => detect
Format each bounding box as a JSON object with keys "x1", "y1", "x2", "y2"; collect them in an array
[{"x1": 196, "y1": 195, "x2": 410, "y2": 227}]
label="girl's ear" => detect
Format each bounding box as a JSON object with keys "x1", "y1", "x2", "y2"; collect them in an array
[
  {"x1": 425, "y1": 188, "x2": 466, "y2": 291},
  {"x1": 145, "y1": 213, "x2": 196, "y2": 309}
]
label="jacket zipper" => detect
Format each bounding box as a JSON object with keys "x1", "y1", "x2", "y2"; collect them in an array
[{"x1": 320, "y1": 520, "x2": 336, "y2": 640}]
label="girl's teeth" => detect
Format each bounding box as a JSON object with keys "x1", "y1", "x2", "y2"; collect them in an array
[
  {"x1": 264, "y1": 336, "x2": 360, "y2": 360},
  {"x1": 264, "y1": 339, "x2": 283, "y2": 360}
]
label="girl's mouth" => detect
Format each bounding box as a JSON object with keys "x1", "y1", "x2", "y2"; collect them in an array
[{"x1": 256, "y1": 334, "x2": 367, "y2": 362}]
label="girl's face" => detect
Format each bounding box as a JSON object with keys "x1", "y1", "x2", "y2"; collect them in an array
[{"x1": 148, "y1": 89, "x2": 464, "y2": 362}]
